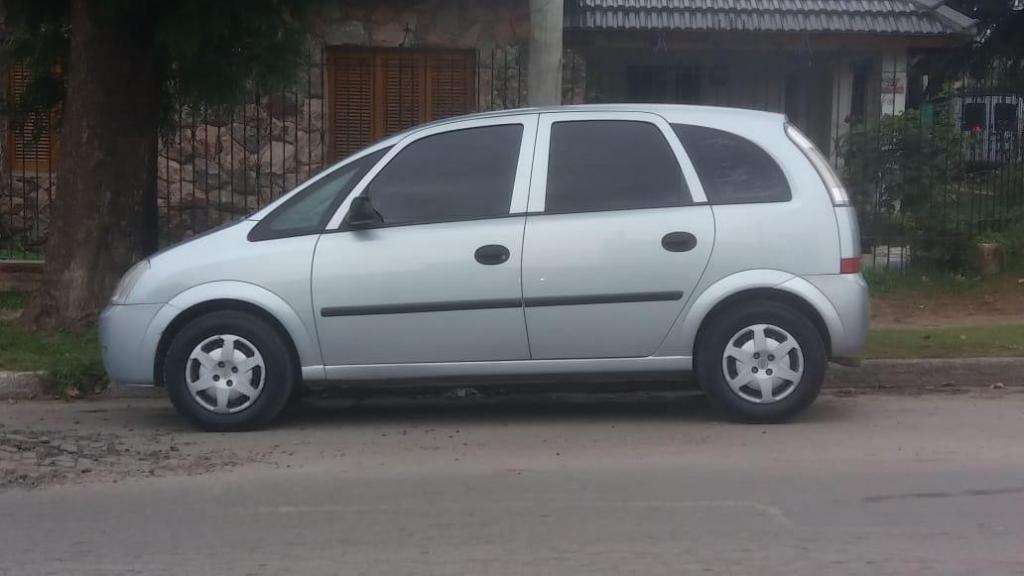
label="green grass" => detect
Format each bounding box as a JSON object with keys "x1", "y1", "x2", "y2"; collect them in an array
[
  {"x1": 0, "y1": 319, "x2": 106, "y2": 394},
  {"x1": 862, "y1": 259, "x2": 1024, "y2": 296},
  {"x1": 0, "y1": 291, "x2": 29, "y2": 310},
  {"x1": 866, "y1": 324, "x2": 1024, "y2": 359},
  {"x1": 863, "y1": 267, "x2": 984, "y2": 296},
  {"x1": 0, "y1": 249, "x2": 44, "y2": 261}
]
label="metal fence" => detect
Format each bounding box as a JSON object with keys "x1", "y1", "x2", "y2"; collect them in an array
[
  {"x1": 3, "y1": 50, "x2": 1023, "y2": 274},
  {"x1": 0, "y1": 46, "x2": 529, "y2": 259},
  {"x1": 851, "y1": 76, "x2": 1024, "y2": 273}
]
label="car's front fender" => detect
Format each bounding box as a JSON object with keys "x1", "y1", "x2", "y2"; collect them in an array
[{"x1": 141, "y1": 281, "x2": 324, "y2": 383}]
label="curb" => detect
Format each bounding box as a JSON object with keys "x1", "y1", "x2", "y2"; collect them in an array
[
  {"x1": 827, "y1": 357, "x2": 1024, "y2": 391},
  {"x1": 2, "y1": 357, "x2": 1022, "y2": 400},
  {"x1": 0, "y1": 371, "x2": 49, "y2": 399},
  {"x1": 0, "y1": 372, "x2": 164, "y2": 400}
]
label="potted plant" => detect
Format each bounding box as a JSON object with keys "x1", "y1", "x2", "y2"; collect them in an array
[{"x1": 974, "y1": 232, "x2": 1007, "y2": 277}]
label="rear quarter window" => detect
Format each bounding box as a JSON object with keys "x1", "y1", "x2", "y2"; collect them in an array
[{"x1": 672, "y1": 124, "x2": 791, "y2": 205}]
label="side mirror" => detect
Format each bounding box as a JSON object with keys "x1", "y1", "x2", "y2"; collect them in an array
[{"x1": 343, "y1": 196, "x2": 384, "y2": 229}]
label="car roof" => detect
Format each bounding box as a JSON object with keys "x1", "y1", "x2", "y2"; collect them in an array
[{"x1": 407, "y1": 104, "x2": 786, "y2": 132}]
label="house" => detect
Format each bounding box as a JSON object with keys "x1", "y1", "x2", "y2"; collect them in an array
[
  {"x1": 1, "y1": 0, "x2": 977, "y2": 251},
  {"x1": 310, "y1": 0, "x2": 975, "y2": 162}
]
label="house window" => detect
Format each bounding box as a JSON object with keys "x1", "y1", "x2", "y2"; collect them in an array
[
  {"x1": 6, "y1": 66, "x2": 59, "y2": 173},
  {"x1": 993, "y1": 102, "x2": 1018, "y2": 133},
  {"x1": 962, "y1": 102, "x2": 986, "y2": 132},
  {"x1": 325, "y1": 48, "x2": 477, "y2": 161}
]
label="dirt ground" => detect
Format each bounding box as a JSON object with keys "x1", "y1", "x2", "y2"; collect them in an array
[
  {"x1": 1, "y1": 383, "x2": 1020, "y2": 493},
  {"x1": 871, "y1": 273, "x2": 1024, "y2": 327}
]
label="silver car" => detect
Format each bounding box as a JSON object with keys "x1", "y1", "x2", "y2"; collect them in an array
[{"x1": 100, "y1": 105, "x2": 868, "y2": 430}]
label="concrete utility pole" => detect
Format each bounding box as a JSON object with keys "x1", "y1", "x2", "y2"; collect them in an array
[{"x1": 528, "y1": 0, "x2": 564, "y2": 106}]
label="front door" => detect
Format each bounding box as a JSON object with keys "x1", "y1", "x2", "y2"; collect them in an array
[
  {"x1": 521, "y1": 112, "x2": 714, "y2": 359},
  {"x1": 312, "y1": 115, "x2": 537, "y2": 366}
]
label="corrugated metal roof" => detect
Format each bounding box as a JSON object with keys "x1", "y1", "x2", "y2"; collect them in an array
[{"x1": 568, "y1": 0, "x2": 975, "y2": 35}]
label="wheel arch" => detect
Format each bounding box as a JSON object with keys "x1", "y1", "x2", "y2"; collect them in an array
[
  {"x1": 662, "y1": 270, "x2": 843, "y2": 362},
  {"x1": 146, "y1": 282, "x2": 321, "y2": 386},
  {"x1": 694, "y1": 288, "x2": 832, "y2": 364}
]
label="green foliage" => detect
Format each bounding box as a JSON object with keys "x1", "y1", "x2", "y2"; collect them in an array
[
  {"x1": 862, "y1": 267, "x2": 983, "y2": 296},
  {"x1": 0, "y1": 319, "x2": 107, "y2": 396},
  {"x1": 2, "y1": 0, "x2": 325, "y2": 130},
  {"x1": 975, "y1": 220, "x2": 1024, "y2": 260},
  {"x1": 842, "y1": 111, "x2": 977, "y2": 270},
  {"x1": 0, "y1": 291, "x2": 29, "y2": 310},
  {"x1": 46, "y1": 344, "x2": 108, "y2": 397},
  {"x1": 0, "y1": 2, "x2": 68, "y2": 119},
  {"x1": 946, "y1": 0, "x2": 1024, "y2": 74}
]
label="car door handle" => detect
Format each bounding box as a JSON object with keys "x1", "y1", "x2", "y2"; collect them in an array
[
  {"x1": 661, "y1": 232, "x2": 698, "y2": 253},
  {"x1": 474, "y1": 244, "x2": 510, "y2": 265}
]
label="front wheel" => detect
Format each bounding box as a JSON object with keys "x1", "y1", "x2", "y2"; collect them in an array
[
  {"x1": 164, "y1": 310, "x2": 296, "y2": 431},
  {"x1": 696, "y1": 300, "x2": 826, "y2": 423}
]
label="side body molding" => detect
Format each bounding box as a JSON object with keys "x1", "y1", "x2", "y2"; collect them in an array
[
  {"x1": 142, "y1": 281, "x2": 324, "y2": 382},
  {"x1": 655, "y1": 269, "x2": 845, "y2": 358}
]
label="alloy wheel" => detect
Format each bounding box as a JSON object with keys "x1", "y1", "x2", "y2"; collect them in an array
[{"x1": 720, "y1": 323, "x2": 804, "y2": 404}]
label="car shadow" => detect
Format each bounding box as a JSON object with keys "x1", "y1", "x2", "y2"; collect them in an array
[{"x1": 262, "y1": 381, "x2": 853, "y2": 429}]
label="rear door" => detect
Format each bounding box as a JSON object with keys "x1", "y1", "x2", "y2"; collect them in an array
[{"x1": 521, "y1": 112, "x2": 714, "y2": 359}]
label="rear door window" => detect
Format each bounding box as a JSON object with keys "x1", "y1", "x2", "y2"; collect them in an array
[
  {"x1": 672, "y1": 124, "x2": 791, "y2": 204},
  {"x1": 545, "y1": 120, "x2": 689, "y2": 213}
]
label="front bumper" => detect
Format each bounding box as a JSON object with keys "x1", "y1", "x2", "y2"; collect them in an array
[{"x1": 99, "y1": 303, "x2": 165, "y2": 385}]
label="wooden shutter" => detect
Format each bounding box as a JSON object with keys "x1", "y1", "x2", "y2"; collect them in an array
[
  {"x1": 7, "y1": 66, "x2": 59, "y2": 173},
  {"x1": 326, "y1": 48, "x2": 477, "y2": 162},
  {"x1": 427, "y1": 53, "x2": 476, "y2": 121},
  {"x1": 377, "y1": 52, "x2": 426, "y2": 136},
  {"x1": 327, "y1": 52, "x2": 374, "y2": 160}
]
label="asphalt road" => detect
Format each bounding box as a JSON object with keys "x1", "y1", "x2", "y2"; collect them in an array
[{"x1": 2, "y1": 389, "x2": 1023, "y2": 575}]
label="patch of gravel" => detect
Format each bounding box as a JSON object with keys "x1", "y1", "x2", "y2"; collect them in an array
[{"x1": 0, "y1": 425, "x2": 271, "y2": 491}]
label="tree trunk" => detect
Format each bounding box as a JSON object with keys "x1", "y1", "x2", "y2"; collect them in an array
[
  {"x1": 22, "y1": 0, "x2": 160, "y2": 331},
  {"x1": 0, "y1": 2, "x2": 9, "y2": 230}
]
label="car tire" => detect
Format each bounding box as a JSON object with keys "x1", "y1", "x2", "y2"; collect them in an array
[
  {"x1": 164, "y1": 310, "x2": 296, "y2": 431},
  {"x1": 696, "y1": 300, "x2": 825, "y2": 423}
]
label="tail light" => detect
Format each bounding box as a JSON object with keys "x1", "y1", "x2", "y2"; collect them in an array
[
  {"x1": 840, "y1": 257, "x2": 861, "y2": 274},
  {"x1": 785, "y1": 122, "x2": 851, "y2": 207}
]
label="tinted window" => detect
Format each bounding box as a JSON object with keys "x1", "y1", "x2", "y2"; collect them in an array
[
  {"x1": 545, "y1": 121, "x2": 687, "y2": 213},
  {"x1": 362, "y1": 124, "x2": 523, "y2": 226},
  {"x1": 250, "y1": 149, "x2": 387, "y2": 240},
  {"x1": 672, "y1": 124, "x2": 791, "y2": 204}
]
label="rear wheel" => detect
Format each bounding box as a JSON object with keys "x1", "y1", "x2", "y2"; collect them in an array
[
  {"x1": 696, "y1": 300, "x2": 825, "y2": 422},
  {"x1": 164, "y1": 310, "x2": 295, "y2": 431}
]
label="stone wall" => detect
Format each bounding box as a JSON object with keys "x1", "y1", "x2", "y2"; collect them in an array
[
  {"x1": 157, "y1": 0, "x2": 532, "y2": 243},
  {"x1": 4, "y1": 1, "x2": 590, "y2": 251},
  {"x1": 157, "y1": 74, "x2": 328, "y2": 240}
]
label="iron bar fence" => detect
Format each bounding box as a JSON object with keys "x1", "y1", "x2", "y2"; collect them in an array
[
  {"x1": 0, "y1": 45, "x2": 529, "y2": 259},
  {"x1": 849, "y1": 71, "x2": 1024, "y2": 273},
  {"x1": 2, "y1": 49, "x2": 1022, "y2": 275}
]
